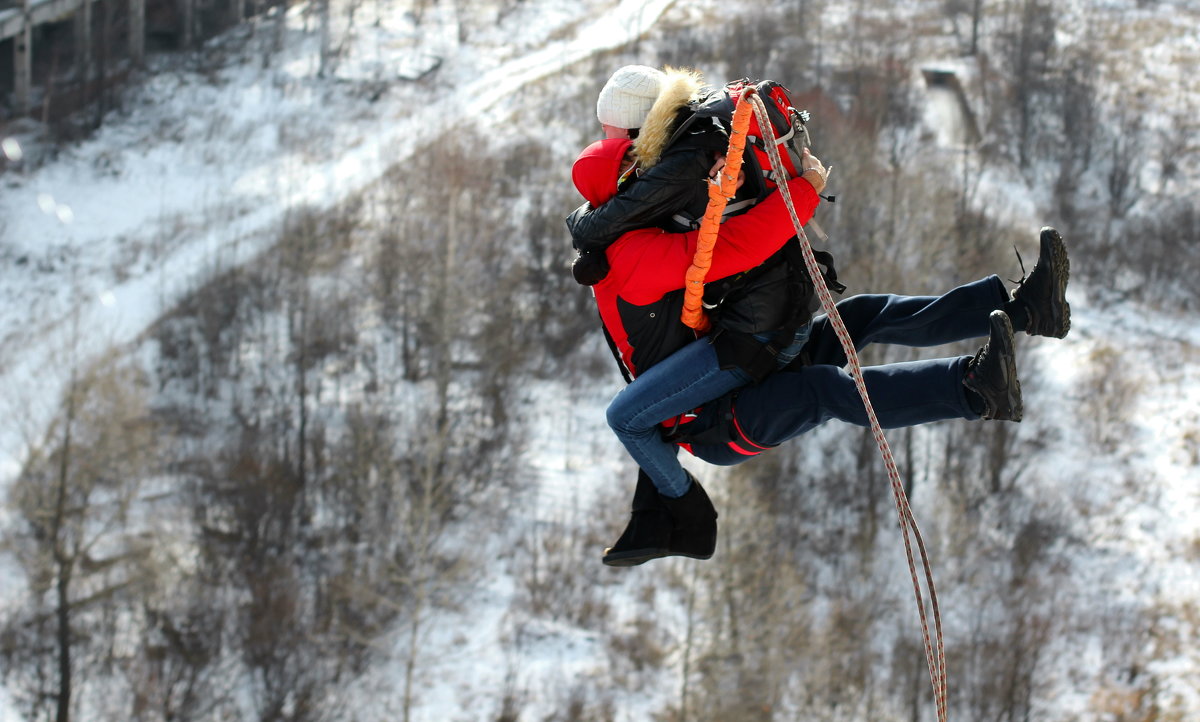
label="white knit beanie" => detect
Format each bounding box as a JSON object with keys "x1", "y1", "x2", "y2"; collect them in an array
[{"x1": 595, "y1": 65, "x2": 666, "y2": 130}]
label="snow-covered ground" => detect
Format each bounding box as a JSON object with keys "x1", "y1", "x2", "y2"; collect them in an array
[{"x1": 2, "y1": 0, "x2": 1198, "y2": 719}]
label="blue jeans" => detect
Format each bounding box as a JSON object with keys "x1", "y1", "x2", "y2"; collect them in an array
[
  {"x1": 688, "y1": 275, "x2": 1008, "y2": 465},
  {"x1": 607, "y1": 321, "x2": 815, "y2": 497},
  {"x1": 606, "y1": 338, "x2": 751, "y2": 497},
  {"x1": 756, "y1": 323, "x2": 812, "y2": 366}
]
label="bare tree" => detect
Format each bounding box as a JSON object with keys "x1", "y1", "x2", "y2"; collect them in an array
[
  {"x1": 990, "y1": 0, "x2": 1057, "y2": 167},
  {"x1": 942, "y1": 0, "x2": 985, "y2": 55},
  {"x1": 2, "y1": 352, "x2": 160, "y2": 722},
  {"x1": 1105, "y1": 110, "x2": 1145, "y2": 221}
]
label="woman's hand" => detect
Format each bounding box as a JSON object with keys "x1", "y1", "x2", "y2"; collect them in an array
[{"x1": 709, "y1": 153, "x2": 746, "y2": 190}]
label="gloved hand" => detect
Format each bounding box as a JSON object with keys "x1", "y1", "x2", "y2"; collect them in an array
[{"x1": 572, "y1": 250, "x2": 610, "y2": 286}]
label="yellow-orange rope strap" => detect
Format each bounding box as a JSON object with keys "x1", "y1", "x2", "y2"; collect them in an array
[
  {"x1": 680, "y1": 87, "x2": 757, "y2": 332},
  {"x1": 746, "y1": 93, "x2": 949, "y2": 722}
]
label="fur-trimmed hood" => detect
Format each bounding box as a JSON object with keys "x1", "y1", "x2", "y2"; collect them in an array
[{"x1": 634, "y1": 67, "x2": 707, "y2": 171}]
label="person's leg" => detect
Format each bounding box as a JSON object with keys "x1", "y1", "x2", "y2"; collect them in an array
[
  {"x1": 803, "y1": 276, "x2": 1007, "y2": 367},
  {"x1": 802, "y1": 226, "x2": 1071, "y2": 367},
  {"x1": 688, "y1": 357, "x2": 977, "y2": 466},
  {"x1": 605, "y1": 339, "x2": 741, "y2": 566},
  {"x1": 606, "y1": 337, "x2": 751, "y2": 497},
  {"x1": 690, "y1": 310, "x2": 1022, "y2": 465},
  {"x1": 746, "y1": 357, "x2": 977, "y2": 440}
]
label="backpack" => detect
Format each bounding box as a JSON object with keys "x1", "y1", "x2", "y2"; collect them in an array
[
  {"x1": 666, "y1": 78, "x2": 815, "y2": 218},
  {"x1": 678, "y1": 78, "x2": 844, "y2": 381}
]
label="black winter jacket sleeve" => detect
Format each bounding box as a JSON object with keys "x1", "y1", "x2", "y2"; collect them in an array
[{"x1": 568, "y1": 148, "x2": 715, "y2": 253}]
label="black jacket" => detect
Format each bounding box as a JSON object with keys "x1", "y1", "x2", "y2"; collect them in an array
[
  {"x1": 569, "y1": 131, "x2": 725, "y2": 253},
  {"x1": 568, "y1": 119, "x2": 740, "y2": 286}
]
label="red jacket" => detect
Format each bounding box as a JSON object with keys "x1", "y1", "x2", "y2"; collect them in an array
[{"x1": 592, "y1": 176, "x2": 820, "y2": 378}]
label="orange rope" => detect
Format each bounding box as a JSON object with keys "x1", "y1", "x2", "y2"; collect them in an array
[{"x1": 681, "y1": 87, "x2": 757, "y2": 332}]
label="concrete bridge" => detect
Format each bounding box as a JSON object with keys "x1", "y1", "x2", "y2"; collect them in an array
[{"x1": 1, "y1": 0, "x2": 145, "y2": 115}]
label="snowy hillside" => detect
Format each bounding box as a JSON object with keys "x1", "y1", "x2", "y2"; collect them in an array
[
  {"x1": 0, "y1": 0, "x2": 679, "y2": 480},
  {"x1": 1, "y1": 0, "x2": 1198, "y2": 720}
]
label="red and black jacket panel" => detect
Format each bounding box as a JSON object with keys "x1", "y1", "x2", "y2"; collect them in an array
[{"x1": 588, "y1": 175, "x2": 821, "y2": 377}]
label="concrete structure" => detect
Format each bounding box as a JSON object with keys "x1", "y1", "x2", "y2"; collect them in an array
[
  {"x1": 920, "y1": 68, "x2": 982, "y2": 149},
  {"x1": 1, "y1": 0, "x2": 146, "y2": 115}
]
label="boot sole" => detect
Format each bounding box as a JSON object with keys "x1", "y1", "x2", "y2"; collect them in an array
[
  {"x1": 602, "y1": 547, "x2": 669, "y2": 567},
  {"x1": 602, "y1": 547, "x2": 714, "y2": 567},
  {"x1": 1037, "y1": 227, "x2": 1071, "y2": 339},
  {"x1": 991, "y1": 311, "x2": 1023, "y2": 422}
]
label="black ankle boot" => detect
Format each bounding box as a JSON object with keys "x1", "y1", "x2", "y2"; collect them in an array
[
  {"x1": 963, "y1": 310, "x2": 1023, "y2": 422},
  {"x1": 602, "y1": 469, "x2": 672, "y2": 567},
  {"x1": 660, "y1": 474, "x2": 718, "y2": 560},
  {"x1": 1011, "y1": 227, "x2": 1071, "y2": 338}
]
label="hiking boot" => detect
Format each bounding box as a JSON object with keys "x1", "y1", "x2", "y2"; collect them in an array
[
  {"x1": 659, "y1": 473, "x2": 718, "y2": 560},
  {"x1": 1012, "y1": 227, "x2": 1071, "y2": 338},
  {"x1": 963, "y1": 310, "x2": 1023, "y2": 422},
  {"x1": 603, "y1": 470, "x2": 672, "y2": 567}
]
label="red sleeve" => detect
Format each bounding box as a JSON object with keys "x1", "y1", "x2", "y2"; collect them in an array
[
  {"x1": 703, "y1": 176, "x2": 819, "y2": 281},
  {"x1": 611, "y1": 176, "x2": 821, "y2": 305}
]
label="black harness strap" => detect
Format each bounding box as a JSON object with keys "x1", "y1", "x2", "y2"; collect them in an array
[{"x1": 660, "y1": 392, "x2": 776, "y2": 456}]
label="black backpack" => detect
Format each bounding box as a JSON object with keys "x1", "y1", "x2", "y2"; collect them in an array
[{"x1": 664, "y1": 78, "x2": 817, "y2": 229}]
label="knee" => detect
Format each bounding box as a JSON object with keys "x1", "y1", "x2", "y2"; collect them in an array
[
  {"x1": 802, "y1": 366, "x2": 853, "y2": 405},
  {"x1": 606, "y1": 393, "x2": 636, "y2": 435}
]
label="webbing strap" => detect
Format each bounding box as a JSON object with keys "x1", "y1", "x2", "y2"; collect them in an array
[
  {"x1": 746, "y1": 94, "x2": 950, "y2": 722},
  {"x1": 600, "y1": 314, "x2": 633, "y2": 385},
  {"x1": 748, "y1": 123, "x2": 795, "y2": 145},
  {"x1": 670, "y1": 197, "x2": 758, "y2": 230}
]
